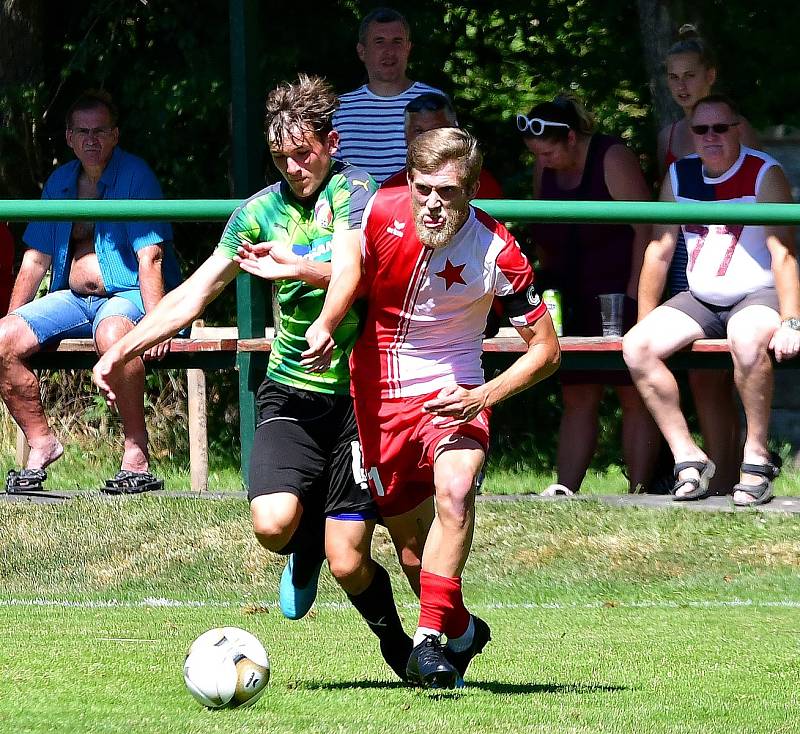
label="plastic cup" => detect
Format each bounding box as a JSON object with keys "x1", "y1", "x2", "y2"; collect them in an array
[{"x1": 598, "y1": 293, "x2": 625, "y2": 337}]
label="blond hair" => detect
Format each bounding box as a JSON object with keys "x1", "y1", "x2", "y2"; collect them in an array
[{"x1": 406, "y1": 127, "x2": 482, "y2": 192}]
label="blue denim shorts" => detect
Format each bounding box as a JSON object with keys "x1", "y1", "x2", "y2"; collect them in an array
[{"x1": 12, "y1": 290, "x2": 144, "y2": 346}]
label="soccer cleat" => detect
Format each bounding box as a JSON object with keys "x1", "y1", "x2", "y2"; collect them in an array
[
  {"x1": 279, "y1": 553, "x2": 324, "y2": 620},
  {"x1": 378, "y1": 632, "x2": 414, "y2": 682},
  {"x1": 445, "y1": 615, "x2": 492, "y2": 683},
  {"x1": 405, "y1": 634, "x2": 459, "y2": 689}
]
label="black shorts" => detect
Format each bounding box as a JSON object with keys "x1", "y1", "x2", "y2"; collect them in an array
[
  {"x1": 664, "y1": 287, "x2": 779, "y2": 338},
  {"x1": 247, "y1": 379, "x2": 377, "y2": 519}
]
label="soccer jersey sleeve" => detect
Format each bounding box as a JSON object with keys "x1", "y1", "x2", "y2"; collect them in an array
[
  {"x1": 494, "y1": 234, "x2": 547, "y2": 327},
  {"x1": 329, "y1": 166, "x2": 377, "y2": 232},
  {"x1": 215, "y1": 205, "x2": 261, "y2": 260}
]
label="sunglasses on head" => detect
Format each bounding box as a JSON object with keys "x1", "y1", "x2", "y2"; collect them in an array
[
  {"x1": 516, "y1": 114, "x2": 571, "y2": 135},
  {"x1": 690, "y1": 122, "x2": 740, "y2": 135},
  {"x1": 406, "y1": 94, "x2": 452, "y2": 114}
]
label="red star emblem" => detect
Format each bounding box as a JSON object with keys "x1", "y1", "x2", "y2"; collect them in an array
[{"x1": 434, "y1": 259, "x2": 467, "y2": 290}]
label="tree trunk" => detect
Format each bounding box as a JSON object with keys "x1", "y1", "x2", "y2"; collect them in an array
[{"x1": 636, "y1": 0, "x2": 680, "y2": 131}]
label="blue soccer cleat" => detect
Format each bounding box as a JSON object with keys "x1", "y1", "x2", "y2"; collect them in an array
[
  {"x1": 279, "y1": 553, "x2": 324, "y2": 620},
  {"x1": 445, "y1": 615, "x2": 492, "y2": 686}
]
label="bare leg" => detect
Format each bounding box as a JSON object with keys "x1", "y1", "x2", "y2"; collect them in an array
[
  {"x1": 727, "y1": 307, "x2": 778, "y2": 503},
  {"x1": 250, "y1": 492, "x2": 303, "y2": 552},
  {"x1": 423, "y1": 437, "x2": 484, "y2": 577},
  {"x1": 94, "y1": 316, "x2": 148, "y2": 472},
  {"x1": 0, "y1": 315, "x2": 63, "y2": 469},
  {"x1": 689, "y1": 370, "x2": 741, "y2": 493},
  {"x1": 616, "y1": 384, "x2": 660, "y2": 492},
  {"x1": 623, "y1": 307, "x2": 709, "y2": 496},
  {"x1": 325, "y1": 517, "x2": 376, "y2": 595},
  {"x1": 554, "y1": 383, "x2": 603, "y2": 492},
  {"x1": 383, "y1": 497, "x2": 434, "y2": 598}
]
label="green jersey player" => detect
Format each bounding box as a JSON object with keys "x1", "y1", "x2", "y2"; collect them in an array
[{"x1": 93, "y1": 74, "x2": 412, "y2": 681}]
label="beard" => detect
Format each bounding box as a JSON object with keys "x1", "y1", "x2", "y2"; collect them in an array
[{"x1": 412, "y1": 198, "x2": 469, "y2": 249}]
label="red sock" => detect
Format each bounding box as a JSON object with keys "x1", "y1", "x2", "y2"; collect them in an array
[{"x1": 418, "y1": 570, "x2": 470, "y2": 638}]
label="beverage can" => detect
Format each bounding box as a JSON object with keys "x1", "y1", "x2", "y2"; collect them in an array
[{"x1": 542, "y1": 289, "x2": 562, "y2": 336}]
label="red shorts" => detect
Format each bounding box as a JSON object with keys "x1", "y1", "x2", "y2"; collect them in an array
[{"x1": 353, "y1": 389, "x2": 491, "y2": 517}]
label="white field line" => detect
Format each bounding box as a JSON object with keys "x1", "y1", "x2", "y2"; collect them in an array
[{"x1": 0, "y1": 597, "x2": 799, "y2": 611}]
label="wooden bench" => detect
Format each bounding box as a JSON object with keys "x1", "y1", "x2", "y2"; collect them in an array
[{"x1": 14, "y1": 326, "x2": 767, "y2": 491}]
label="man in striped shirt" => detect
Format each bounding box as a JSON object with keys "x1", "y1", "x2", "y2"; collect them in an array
[{"x1": 333, "y1": 7, "x2": 443, "y2": 184}]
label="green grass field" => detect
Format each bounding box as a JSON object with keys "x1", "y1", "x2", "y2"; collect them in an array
[{"x1": 1, "y1": 496, "x2": 799, "y2": 733}]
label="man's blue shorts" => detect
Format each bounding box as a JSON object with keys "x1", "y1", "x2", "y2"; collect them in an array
[{"x1": 12, "y1": 290, "x2": 143, "y2": 346}]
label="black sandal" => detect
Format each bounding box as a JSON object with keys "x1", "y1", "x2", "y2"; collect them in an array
[
  {"x1": 671, "y1": 460, "x2": 716, "y2": 501},
  {"x1": 732, "y1": 454, "x2": 781, "y2": 507},
  {"x1": 101, "y1": 471, "x2": 164, "y2": 495},
  {"x1": 5, "y1": 468, "x2": 48, "y2": 494}
]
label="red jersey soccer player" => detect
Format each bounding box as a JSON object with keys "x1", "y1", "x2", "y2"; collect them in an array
[{"x1": 302, "y1": 128, "x2": 560, "y2": 688}]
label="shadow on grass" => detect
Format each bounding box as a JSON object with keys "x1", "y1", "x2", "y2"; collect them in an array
[{"x1": 302, "y1": 680, "x2": 627, "y2": 695}]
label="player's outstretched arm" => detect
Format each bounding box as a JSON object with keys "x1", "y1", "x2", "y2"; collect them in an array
[
  {"x1": 93, "y1": 253, "x2": 239, "y2": 405},
  {"x1": 302, "y1": 229, "x2": 363, "y2": 372},
  {"x1": 235, "y1": 240, "x2": 332, "y2": 288},
  {"x1": 422, "y1": 314, "x2": 561, "y2": 425}
]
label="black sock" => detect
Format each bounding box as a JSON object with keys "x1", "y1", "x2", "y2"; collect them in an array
[
  {"x1": 347, "y1": 563, "x2": 408, "y2": 641},
  {"x1": 276, "y1": 512, "x2": 326, "y2": 586}
]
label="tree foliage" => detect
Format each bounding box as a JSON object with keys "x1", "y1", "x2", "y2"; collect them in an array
[{"x1": 1, "y1": 0, "x2": 796, "y2": 466}]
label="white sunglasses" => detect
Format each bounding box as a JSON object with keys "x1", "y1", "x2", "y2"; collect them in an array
[{"x1": 516, "y1": 114, "x2": 571, "y2": 135}]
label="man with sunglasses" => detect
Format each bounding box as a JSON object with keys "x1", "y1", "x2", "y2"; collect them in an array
[
  {"x1": 624, "y1": 94, "x2": 800, "y2": 507},
  {"x1": 1, "y1": 89, "x2": 181, "y2": 495},
  {"x1": 382, "y1": 92, "x2": 504, "y2": 200}
]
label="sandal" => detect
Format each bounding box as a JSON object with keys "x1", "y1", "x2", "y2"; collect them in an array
[
  {"x1": 5, "y1": 468, "x2": 48, "y2": 494},
  {"x1": 671, "y1": 459, "x2": 716, "y2": 501},
  {"x1": 540, "y1": 483, "x2": 575, "y2": 497},
  {"x1": 732, "y1": 454, "x2": 782, "y2": 507},
  {"x1": 101, "y1": 471, "x2": 164, "y2": 495}
]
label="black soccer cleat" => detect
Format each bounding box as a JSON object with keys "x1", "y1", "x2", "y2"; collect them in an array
[
  {"x1": 445, "y1": 615, "x2": 492, "y2": 681},
  {"x1": 405, "y1": 634, "x2": 459, "y2": 689},
  {"x1": 378, "y1": 632, "x2": 414, "y2": 682}
]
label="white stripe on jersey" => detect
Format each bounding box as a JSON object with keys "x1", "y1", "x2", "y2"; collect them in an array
[{"x1": 388, "y1": 247, "x2": 431, "y2": 396}]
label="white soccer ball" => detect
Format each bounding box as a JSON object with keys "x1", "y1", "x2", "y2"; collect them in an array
[{"x1": 183, "y1": 626, "x2": 270, "y2": 708}]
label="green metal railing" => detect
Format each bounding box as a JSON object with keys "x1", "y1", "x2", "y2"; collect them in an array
[
  {"x1": 3, "y1": 199, "x2": 800, "y2": 224},
  {"x1": 4, "y1": 197, "x2": 799, "y2": 482}
]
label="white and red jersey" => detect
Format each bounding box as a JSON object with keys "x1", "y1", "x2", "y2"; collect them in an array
[
  {"x1": 352, "y1": 186, "x2": 547, "y2": 399},
  {"x1": 670, "y1": 146, "x2": 780, "y2": 306}
]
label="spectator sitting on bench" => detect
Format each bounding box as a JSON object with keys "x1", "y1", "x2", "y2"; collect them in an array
[
  {"x1": 0, "y1": 89, "x2": 181, "y2": 495},
  {"x1": 0, "y1": 223, "x2": 13, "y2": 316},
  {"x1": 655, "y1": 24, "x2": 762, "y2": 494},
  {"x1": 382, "y1": 92, "x2": 504, "y2": 200},
  {"x1": 519, "y1": 93, "x2": 660, "y2": 496},
  {"x1": 623, "y1": 94, "x2": 800, "y2": 506}
]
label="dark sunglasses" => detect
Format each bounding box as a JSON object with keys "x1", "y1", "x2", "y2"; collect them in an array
[
  {"x1": 690, "y1": 122, "x2": 740, "y2": 135},
  {"x1": 406, "y1": 94, "x2": 453, "y2": 114}
]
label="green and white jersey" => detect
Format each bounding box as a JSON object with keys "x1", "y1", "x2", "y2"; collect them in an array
[{"x1": 216, "y1": 161, "x2": 377, "y2": 394}]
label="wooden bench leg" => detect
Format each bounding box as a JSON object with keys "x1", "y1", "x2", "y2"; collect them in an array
[
  {"x1": 15, "y1": 424, "x2": 30, "y2": 468},
  {"x1": 188, "y1": 320, "x2": 209, "y2": 492},
  {"x1": 188, "y1": 366, "x2": 208, "y2": 492}
]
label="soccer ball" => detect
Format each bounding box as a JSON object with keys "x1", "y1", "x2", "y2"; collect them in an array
[{"x1": 183, "y1": 627, "x2": 270, "y2": 708}]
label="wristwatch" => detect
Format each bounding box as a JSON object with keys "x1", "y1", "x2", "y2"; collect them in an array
[{"x1": 781, "y1": 317, "x2": 800, "y2": 331}]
